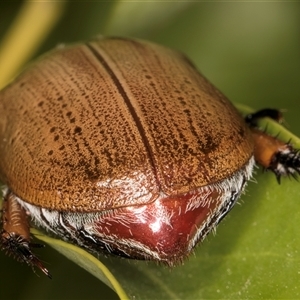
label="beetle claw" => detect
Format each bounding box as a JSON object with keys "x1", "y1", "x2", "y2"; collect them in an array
[
  {"x1": 0, "y1": 231, "x2": 51, "y2": 279},
  {"x1": 29, "y1": 242, "x2": 46, "y2": 249}
]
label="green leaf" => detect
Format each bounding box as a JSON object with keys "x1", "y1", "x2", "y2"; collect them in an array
[{"x1": 31, "y1": 229, "x2": 129, "y2": 300}]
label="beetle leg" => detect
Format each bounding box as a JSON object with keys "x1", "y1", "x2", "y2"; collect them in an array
[
  {"x1": 0, "y1": 190, "x2": 51, "y2": 278},
  {"x1": 245, "y1": 108, "x2": 283, "y2": 127},
  {"x1": 246, "y1": 109, "x2": 300, "y2": 183}
]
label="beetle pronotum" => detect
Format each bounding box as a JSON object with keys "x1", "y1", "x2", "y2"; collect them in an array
[{"x1": 0, "y1": 37, "x2": 299, "y2": 277}]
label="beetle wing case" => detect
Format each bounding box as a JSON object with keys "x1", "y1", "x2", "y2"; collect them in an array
[{"x1": 0, "y1": 37, "x2": 253, "y2": 212}]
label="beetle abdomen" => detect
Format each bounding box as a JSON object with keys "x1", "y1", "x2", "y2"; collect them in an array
[{"x1": 15, "y1": 157, "x2": 254, "y2": 262}]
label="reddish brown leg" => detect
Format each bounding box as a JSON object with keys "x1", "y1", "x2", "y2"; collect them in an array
[
  {"x1": 246, "y1": 109, "x2": 300, "y2": 183},
  {"x1": 0, "y1": 190, "x2": 51, "y2": 278}
]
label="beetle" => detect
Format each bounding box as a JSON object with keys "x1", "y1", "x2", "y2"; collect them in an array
[{"x1": 0, "y1": 37, "x2": 299, "y2": 278}]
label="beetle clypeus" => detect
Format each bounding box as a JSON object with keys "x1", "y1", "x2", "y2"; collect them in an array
[{"x1": 0, "y1": 37, "x2": 299, "y2": 278}]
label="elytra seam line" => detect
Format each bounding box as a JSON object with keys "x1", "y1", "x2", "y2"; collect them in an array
[{"x1": 85, "y1": 43, "x2": 159, "y2": 184}]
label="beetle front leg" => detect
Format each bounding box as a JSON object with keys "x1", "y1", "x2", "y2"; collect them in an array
[
  {"x1": 245, "y1": 109, "x2": 300, "y2": 183},
  {"x1": 0, "y1": 190, "x2": 51, "y2": 278}
]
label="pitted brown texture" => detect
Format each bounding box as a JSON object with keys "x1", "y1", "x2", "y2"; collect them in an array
[{"x1": 0, "y1": 38, "x2": 253, "y2": 212}]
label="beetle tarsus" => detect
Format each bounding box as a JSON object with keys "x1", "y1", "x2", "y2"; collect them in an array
[{"x1": 0, "y1": 231, "x2": 52, "y2": 279}]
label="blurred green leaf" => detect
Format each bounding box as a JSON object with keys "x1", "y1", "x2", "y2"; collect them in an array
[
  {"x1": 31, "y1": 229, "x2": 129, "y2": 300},
  {"x1": 0, "y1": 1, "x2": 66, "y2": 88},
  {"x1": 103, "y1": 1, "x2": 191, "y2": 36}
]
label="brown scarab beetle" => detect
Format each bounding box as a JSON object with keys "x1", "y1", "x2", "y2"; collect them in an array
[{"x1": 0, "y1": 37, "x2": 299, "y2": 278}]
